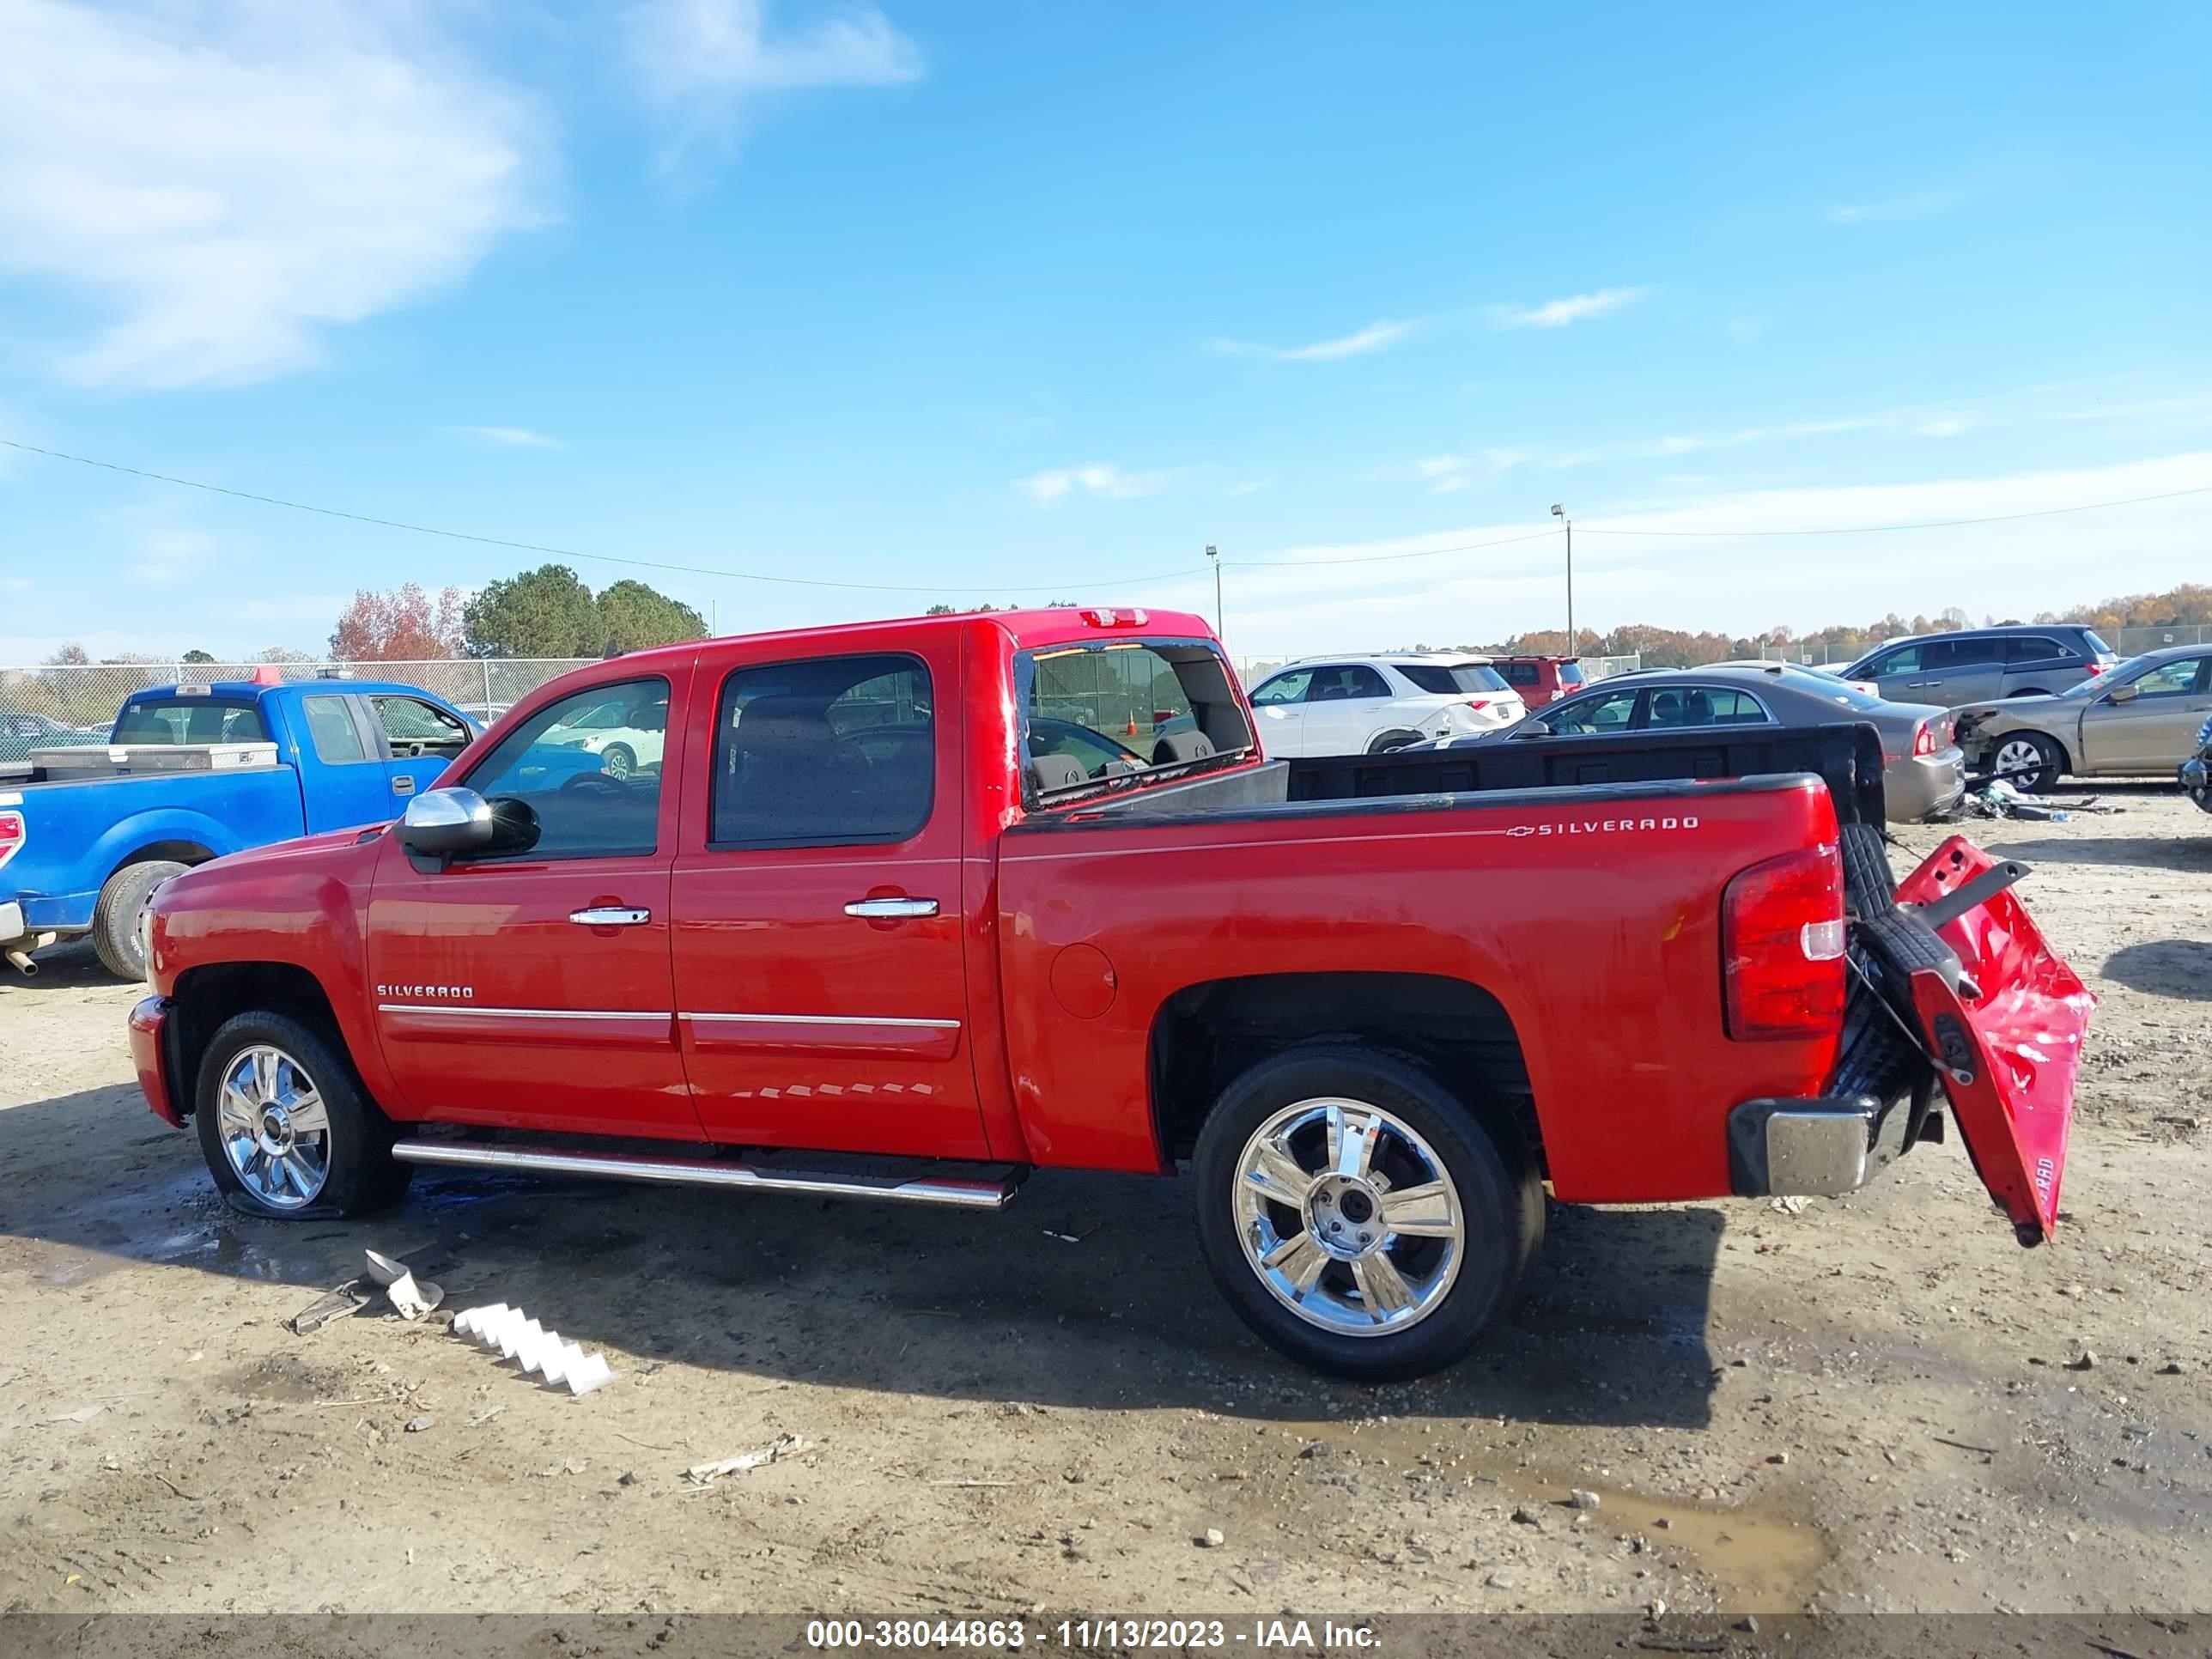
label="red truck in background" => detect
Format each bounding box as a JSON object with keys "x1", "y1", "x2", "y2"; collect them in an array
[
  {"x1": 1496, "y1": 654, "x2": 1586, "y2": 708},
  {"x1": 130, "y1": 607, "x2": 2093, "y2": 1380}
]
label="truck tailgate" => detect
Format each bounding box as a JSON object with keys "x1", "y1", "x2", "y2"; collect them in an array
[{"x1": 1895, "y1": 836, "x2": 2094, "y2": 1243}]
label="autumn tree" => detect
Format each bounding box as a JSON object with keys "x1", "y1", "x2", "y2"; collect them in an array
[{"x1": 330, "y1": 584, "x2": 466, "y2": 661}]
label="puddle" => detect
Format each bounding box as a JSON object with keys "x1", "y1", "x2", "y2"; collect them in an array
[{"x1": 1271, "y1": 1415, "x2": 1829, "y2": 1612}]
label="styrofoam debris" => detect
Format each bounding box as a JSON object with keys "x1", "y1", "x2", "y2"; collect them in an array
[{"x1": 451, "y1": 1303, "x2": 616, "y2": 1396}]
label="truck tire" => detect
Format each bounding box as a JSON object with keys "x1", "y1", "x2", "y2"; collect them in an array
[
  {"x1": 1191, "y1": 1045, "x2": 1543, "y2": 1381},
  {"x1": 193, "y1": 1011, "x2": 411, "y2": 1219},
  {"x1": 91, "y1": 859, "x2": 186, "y2": 981},
  {"x1": 599, "y1": 742, "x2": 636, "y2": 780},
  {"x1": 1991, "y1": 732, "x2": 2064, "y2": 793}
]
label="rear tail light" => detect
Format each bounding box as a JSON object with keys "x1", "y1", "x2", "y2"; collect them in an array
[
  {"x1": 1723, "y1": 843, "x2": 1847, "y2": 1041},
  {"x1": 1463, "y1": 698, "x2": 1492, "y2": 711},
  {"x1": 0, "y1": 811, "x2": 22, "y2": 872},
  {"x1": 1911, "y1": 720, "x2": 1936, "y2": 757}
]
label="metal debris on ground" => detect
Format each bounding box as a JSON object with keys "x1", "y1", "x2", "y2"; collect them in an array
[
  {"x1": 288, "y1": 1279, "x2": 371, "y2": 1335},
  {"x1": 363, "y1": 1250, "x2": 443, "y2": 1321},
  {"x1": 451, "y1": 1303, "x2": 616, "y2": 1395},
  {"x1": 684, "y1": 1433, "x2": 809, "y2": 1486},
  {"x1": 404, "y1": 1414, "x2": 436, "y2": 1434},
  {"x1": 1955, "y1": 779, "x2": 2123, "y2": 823}
]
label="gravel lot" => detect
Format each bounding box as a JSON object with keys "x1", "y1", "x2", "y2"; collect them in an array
[{"x1": 2, "y1": 787, "x2": 2207, "y2": 1619}]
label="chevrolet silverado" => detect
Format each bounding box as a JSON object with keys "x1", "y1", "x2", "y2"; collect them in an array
[{"x1": 130, "y1": 608, "x2": 2091, "y2": 1379}]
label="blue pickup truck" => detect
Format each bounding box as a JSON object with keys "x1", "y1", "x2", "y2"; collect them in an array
[{"x1": 0, "y1": 677, "x2": 477, "y2": 979}]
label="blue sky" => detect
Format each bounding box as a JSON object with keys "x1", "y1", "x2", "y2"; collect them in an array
[{"x1": 2, "y1": 0, "x2": 2209, "y2": 664}]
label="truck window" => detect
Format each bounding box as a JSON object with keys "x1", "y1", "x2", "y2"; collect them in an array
[
  {"x1": 371, "y1": 695, "x2": 471, "y2": 758},
  {"x1": 454, "y1": 677, "x2": 669, "y2": 860},
  {"x1": 302, "y1": 696, "x2": 373, "y2": 765},
  {"x1": 111, "y1": 698, "x2": 269, "y2": 745},
  {"x1": 711, "y1": 653, "x2": 933, "y2": 849},
  {"x1": 1020, "y1": 640, "x2": 1252, "y2": 797}
]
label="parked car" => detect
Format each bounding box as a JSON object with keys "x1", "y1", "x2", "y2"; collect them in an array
[
  {"x1": 1438, "y1": 663, "x2": 1964, "y2": 823},
  {"x1": 2, "y1": 677, "x2": 477, "y2": 979},
  {"x1": 1719, "y1": 660, "x2": 1880, "y2": 697},
  {"x1": 2180, "y1": 710, "x2": 2212, "y2": 814},
  {"x1": 1247, "y1": 653, "x2": 1525, "y2": 755},
  {"x1": 1842, "y1": 625, "x2": 2118, "y2": 708},
  {"x1": 0, "y1": 710, "x2": 112, "y2": 769},
  {"x1": 453, "y1": 702, "x2": 514, "y2": 728},
  {"x1": 543, "y1": 688, "x2": 668, "y2": 779},
  {"x1": 1493, "y1": 655, "x2": 1585, "y2": 709},
  {"x1": 129, "y1": 606, "x2": 2086, "y2": 1382},
  {"x1": 1954, "y1": 644, "x2": 2212, "y2": 791}
]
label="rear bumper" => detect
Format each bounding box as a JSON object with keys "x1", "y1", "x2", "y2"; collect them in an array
[
  {"x1": 129, "y1": 994, "x2": 185, "y2": 1128},
  {"x1": 1884, "y1": 747, "x2": 1966, "y2": 822},
  {"x1": 1728, "y1": 1097, "x2": 1881, "y2": 1196}
]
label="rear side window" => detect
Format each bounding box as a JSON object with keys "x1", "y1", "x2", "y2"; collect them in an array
[
  {"x1": 1644, "y1": 686, "x2": 1769, "y2": 728},
  {"x1": 111, "y1": 697, "x2": 270, "y2": 745},
  {"x1": 1929, "y1": 637, "x2": 2004, "y2": 669},
  {"x1": 713, "y1": 654, "x2": 933, "y2": 848},
  {"x1": 2004, "y1": 635, "x2": 2067, "y2": 664},
  {"x1": 458, "y1": 676, "x2": 669, "y2": 860},
  {"x1": 1397, "y1": 663, "x2": 1510, "y2": 695},
  {"x1": 301, "y1": 696, "x2": 371, "y2": 764},
  {"x1": 1310, "y1": 665, "x2": 1391, "y2": 701},
  {"x1": 1502, "y1": 663, "x2": 1538, "y2": 686}
]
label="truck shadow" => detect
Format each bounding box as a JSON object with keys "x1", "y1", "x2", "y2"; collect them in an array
[
  {"x1": 0, "y1": 1084, "x2": 1727, "y2": 1430},
  {"x1": 2098, "y1": 939, "x2": 2212, "y2": 1001}
]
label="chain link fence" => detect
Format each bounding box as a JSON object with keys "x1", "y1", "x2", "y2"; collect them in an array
[
  {"x1": 2108, "y1": 623, "x2": 2211, "y2": 655},
  {"x1": 0, "y1": 659, "x2": 595, "y2": 744}
]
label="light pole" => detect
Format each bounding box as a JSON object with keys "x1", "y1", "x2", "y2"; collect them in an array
[
  {"x1": 1206, "y1": 544, "x2": 1222, "y2": 638},
  {"x1": 1551, "y1": 504, "x2": 1573, "y2": 647}
]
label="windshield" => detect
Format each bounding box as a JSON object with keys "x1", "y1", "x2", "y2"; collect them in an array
[
  {"x1": 2057, "y1": 654, "x2": 2150, "y2": 696},
  {"x1": 1019, "y1": 638, "x2": 1253, "y2": 799},
  {"x1": 1559, "y1": 661, "x2": 1585, "y2": 686},
  {"x1": 1395, "y1": 662, "x2": 1510, "y2": 696},
  {"x1": 110, "y1": 697, "x2": 269, "y2": 745}
]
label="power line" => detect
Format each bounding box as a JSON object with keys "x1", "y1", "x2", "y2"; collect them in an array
[
  {"x1": 1224, "y1": 529, "x2": 1559, "y2": 568},
  {"x1": 1576, "y1": 482, "x2": 2212, "y2": 537},
  {"x1": 0, "y1": 438, "x2": 1196, "y2": 597}
]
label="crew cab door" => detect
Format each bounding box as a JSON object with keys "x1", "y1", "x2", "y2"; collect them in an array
[
  {"x1": 364, "y1": 670, "x2": 702, "y2": 1140},
  {"x1": 670, "y1": 637, "x2": 987, "y2": 1159},
  {"x1": 2076, "y1": 654, "x2": 2212, "y2": 769},
  {"x1": 1246, "y1": 669, "x2": 1313, "y2": 757}
]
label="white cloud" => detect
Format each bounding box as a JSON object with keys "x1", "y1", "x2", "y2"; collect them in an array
[
  {"x1": 626, "y1": 0, "x2": 922, "y2": 168},
  {"x1": 1, "y1": 576, "x2": 32, "y2": 592},
  {"x1": 1208, "y1": 320, "x2": 1414, "y2": 363},
  {"x1": 0, "y1": 1, "x2": 548, "y2": 389},
  {"x1": 455, "y1": 425, "x2": 564, "y2": 449},
  {"x1": 1157, "y1": 453, "x2": 2212, "y2": 661},
  {"x1": 1492, "y1": 288, "x2": 1645, "y2": 330},
  {"x1": 130, "y1": 529, "x2": 213, "y2": 586},
  {"x1": 1827, "y1": 187, "x2": 1955, "y2": 226},
  {"x1": 1016, "y1": 463, "x2": 1170, "y2": 504}
]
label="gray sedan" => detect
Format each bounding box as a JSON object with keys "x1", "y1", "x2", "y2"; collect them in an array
[
  {"x1": 1439, "y1": 663, "x2": 1965, "y2": 823},
  {"x1": 1952, "y1": 644, "x2": 2212, "y2": 792}
]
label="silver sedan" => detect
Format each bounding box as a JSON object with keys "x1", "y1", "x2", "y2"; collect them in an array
[{"x1": 1441, "y1": 663, "x2": 1965, "y2": 823}]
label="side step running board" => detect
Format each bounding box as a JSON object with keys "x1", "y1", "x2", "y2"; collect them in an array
[{"x1": 391, "y1": 1139, "x2": 1024, "y2": 1210}]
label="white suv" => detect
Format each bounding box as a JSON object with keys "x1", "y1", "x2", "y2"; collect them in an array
[{"x1": 1246, "y1": 654, "x2": 1527, "y2": 756}]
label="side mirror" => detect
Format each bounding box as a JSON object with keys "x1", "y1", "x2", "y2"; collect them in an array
[
  {"x1": 1516, "y1": 719, "x2": 1553, "y2": 738},
  {"x1": 2106, "y1": 683, "x2": 2140, "y2": 705},
  {"x1": 398, "y1": 787, "x2": 493, "y2": 856}
]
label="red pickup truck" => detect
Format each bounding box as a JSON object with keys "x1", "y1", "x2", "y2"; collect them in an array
[{"x1": 130, "y1": 608, "x2": 2092, "y2": 1380}]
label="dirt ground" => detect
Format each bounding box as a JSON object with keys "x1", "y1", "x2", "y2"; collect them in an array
[{"x1": 2, "y1": 787, "x2": 2208, "y2": 1622}]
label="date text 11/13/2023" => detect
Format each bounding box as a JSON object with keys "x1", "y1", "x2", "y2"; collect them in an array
[{"x1": 804, "y1": 1618, "x2": 1379, "y2": 1650}]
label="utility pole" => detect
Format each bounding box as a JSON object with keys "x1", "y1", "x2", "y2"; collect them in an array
[
  {"x1": 1551, "y1": 504, "x2": 1573, "y2": 647},
  {"x1": 1206, "y1": 544, "x2": 1222, "y2": 638}
]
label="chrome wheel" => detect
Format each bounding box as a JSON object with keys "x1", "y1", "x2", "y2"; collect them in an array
[
  {"x1": 600, "y1": 744, "x2": 635, "y2": 781},
  {"x1": 1995, "y1": 737, "x2": 2047, "y2": 785},
  {"x1": 1232, "y1": 1097, "x2": 1465, "y2": 1337},
  {"x1": 215, "y1": 1044, "x2": 331, "y2": 1210}
]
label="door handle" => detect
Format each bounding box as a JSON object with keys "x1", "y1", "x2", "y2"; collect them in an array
[
  {"x1": 392, "y1": 775, "x2": 416, "y2": 796},
  {"x1": 844, "y1": 897, "x2": 939, "y2": 919},
  {"x1": 570, "y1": 906, "x2": 652, "y2": 927}
]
